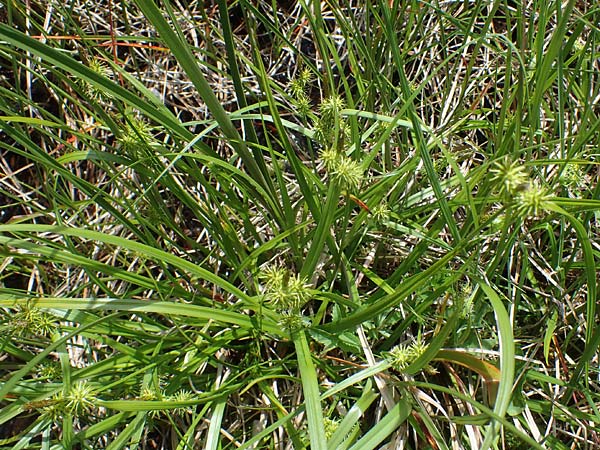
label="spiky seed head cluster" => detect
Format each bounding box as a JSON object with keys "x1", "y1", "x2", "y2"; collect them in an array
[
  {"x1": 64, "y1": 381, "x2": 97, "y2": 416},
  {"x1": 289, "y1": 68, "x2": 312, "y2": 97},
  {"x1": 319, "y1": 147, "x2": 363, "y2": 191},
  {"x1": 298, "y1": 68, "x2": 313, "y2": 86},
  {"x1": 320, "y1": 147, "x2": 340, "y2": 172},
  {"x1": 278, "y1": 310, "x2": 309, "y2": 331},
  {"x1": 139, "y1": 387, "x2": 155, "y2": 400},
  {"x1": 319, "y1": 95, "x2": 345, "y2": 128},
  {"x1": 323, "y1": 418, "x2": 340, "y2": 439},
  {"x1": 433, "y1": 155, "x2": 448, "y2": 176},
  {"x1": 37, "y1": 398, "x2": 63, "y2": 422},
  {"x1": 387, "y1": 345, "x2": 412, "y2": 372},
  {"x1": 37, "y1": 381, "x2": 98, "y2": 422},
  {"x1": 288, "y1": 78, "x2": 305, "y2": 99},
  {"x1": 142, "y1": 389, "x2": 195, "y2": 418},
  {"x1": 371, "y1": 202, "x2": 391, "y2": 223},
  {"x1": 259, "y1": 266, "x2": 311, "y2": 311},
  {"x1": 560, "y1": 164, "x2": 586, "y2": 190},
  {"x1": 410, "y1": 340, "x2": 429, "y2": 359},
  {"x1": 314, "y1": 95, "x2": 364, "y2": 190},
  {"x1": 168, "y1": 390, "x2": 195, "y2": 416},
  {"x1": 295, "y1": 95, "x2": 311, "y2": 117},
  {"x1": 10, "y1": 304, "x2": 57, "y2": 337},
  {"x1": 491, "y1": 159, "x2": 553, "y2": 217},
  {"x1": 516, "y1": 182, "x2": 552, "y2": 217},
  {"x1": 37, "y1": 362, "x2": 62, "y2": 381},
  {"x1": 118, "y1": 117, "x2": 153, "y2": 157},
  {"x1": 80, "y1": 57, "x2": 112, "y2": 100},
  {"x1": 331, "y1": 155, "x2": 363, "y2": 191},
  {"x1": 386, "y1": 340, "x2": 429, "y2": 373},
  {"x1": 288, "y1": 68, "x2": 313, "y2": 118},
  {"x1": 314, "y1": 95, "x2": 351, "y2": 148},
  {"x1": 490, "y1": 159, "x2": 530, "y2": 197},
  {"x1": 259, "y1": 266, "x2": 311, "y2": 330}
]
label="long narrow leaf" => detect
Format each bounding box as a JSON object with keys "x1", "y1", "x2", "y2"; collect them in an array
[
  {"x1": 133, "y1": 0, "x2": 268, "y2": 189},
  {"x1": 346, "y1": 398, "x2": 411, "y2": 450},
  {"x1": 0, "y1": 224, "x2": 249, "y2": 303},
  {"x1": 293, "y1": 329, "x2": 327, "y2": 450},
  {"x1": 476, "y1": 280, "x2": 515, "y2": 450},
  {"x1": 0, "y1": 24, "x2": 194, "y2": 145},
  {"x1": 0, "y1": 297, "x2": 280, "y2": 335}
]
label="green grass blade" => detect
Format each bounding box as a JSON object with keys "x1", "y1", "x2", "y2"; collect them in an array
[
  {"x1": 293, "y1": 329, "x2": 327, "y2": 450},
  {"x1": 327, "y1": 380, "x2": 377, "y2": 450},
  {"x1": 528, "y1": 0, "x2": 577, "y2": 130},
  {"x1": 321, "y1": 245, "x2": 466, "y2": 333},
  {"x1": 346, "y1": 398, "x2": 411, "y2": 450},
  {"x1": 0, "y1": 297, "x2": 280, "y2": 335},
  {"x1": 205, "y1": 399, "x2": 227, "y2": 450},
  {"x1": 476, "y1": 280, "x2": 516, "y2": 450},
  {"x1": 0, "y1": 224, "x2": 250, "y2": 303},
  {"x1": 546, "y1": 204, "x2": 598, "y2": 391},
  {"x1": 133, "y1": 0, "x2": 268, "y2": 189},
  {"x1": 0, "y1": 24, "x2": 193, "y2": 144},
  {"x1": 300, "y1": 181, "x2": 341, "y2": 280},
  {"x1": 105, "y1": 413, "x2": 147, "y2": 450},
  {"x1": 379, "y1": 2, "x2": 461, "y2": 243},
  {"x1": 0, "y1": 313, "x2": 114, "y2": 401}
]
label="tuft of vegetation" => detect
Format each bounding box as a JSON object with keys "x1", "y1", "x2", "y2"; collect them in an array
[{"x1": 0, "y1": 0, "x2": 599, "y2": 448}]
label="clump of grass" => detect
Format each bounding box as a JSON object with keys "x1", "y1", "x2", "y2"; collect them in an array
[{"x1": 0, "y1": 0, "x2": 599, "y2": 449}]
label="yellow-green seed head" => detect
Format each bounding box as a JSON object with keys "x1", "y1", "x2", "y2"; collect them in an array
[
  {"x1": 332, "y1": 156, "x2": 363, "y2": 191},
  {"x1": 490, "y1": 159, "x2": 530, "y2": 198},
  {"x1": 516, "y1": 182, "x2": 552, "y2": 217}
]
